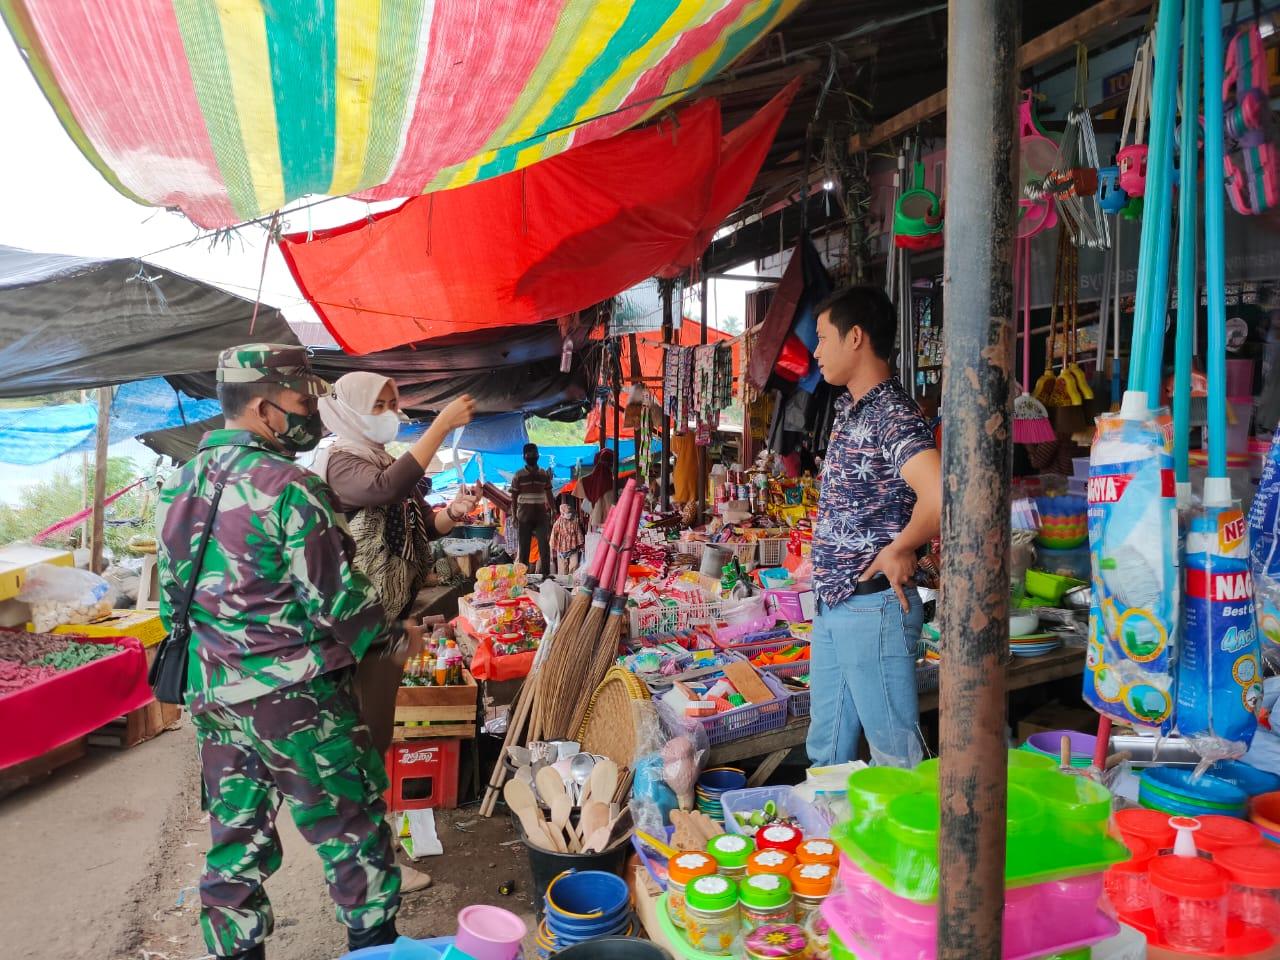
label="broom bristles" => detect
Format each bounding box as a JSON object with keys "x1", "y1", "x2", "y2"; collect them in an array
[{"x1": 1013, "y1": 392, "x2": 1055, "y2": 444}]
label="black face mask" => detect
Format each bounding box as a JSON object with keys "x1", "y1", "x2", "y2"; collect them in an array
[{"x1": 263, "y1": 400, "x2": 322, "y2": 454}]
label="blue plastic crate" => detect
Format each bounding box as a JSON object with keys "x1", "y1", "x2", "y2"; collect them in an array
[
  {"x1": 758, "y1": 659, "x2": 811, "y2": 718},
  {"x1": 697, "y1": 671, "x2": 790, "y2": 746}
]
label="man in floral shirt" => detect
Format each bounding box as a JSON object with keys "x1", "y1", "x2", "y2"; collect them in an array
[{"x1": 807, "y1": 287, "x2": 941, "y2": 768}]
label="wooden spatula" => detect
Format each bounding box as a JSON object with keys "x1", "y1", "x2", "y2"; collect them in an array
[{"x1": 504, "y1": 778, "x2": 555, "y2": 852}]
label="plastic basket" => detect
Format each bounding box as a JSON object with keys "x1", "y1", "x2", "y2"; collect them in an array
[
  {"x1": 916, "y1": 660, "x2": 940, "y2": 693},
  {"x1": 758, "y1": 660, "x2": 811, "y2": 718},
  {"x1": 628, "y1": 598, "x2": 724, "y2": 637},
  {"x1": 697, "y1": 671, "x2": 790, "y2": 746},
  {"x1": 676, "y1": 539, "x2": 758, "y2": 568},
  {"x1": 719, "y1": 785, "x2": 833, "y2": 837},
  {"x1": 755, "y1": 538, "x2": 789, "y2": 568}
]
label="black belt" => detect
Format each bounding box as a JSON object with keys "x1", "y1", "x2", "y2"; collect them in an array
[{"x1": 853, "y1": 574, "x2": 892, "y2": 595}]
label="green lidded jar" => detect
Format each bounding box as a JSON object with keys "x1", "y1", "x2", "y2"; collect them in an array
[
  {"x1": 740, "y1": 872, "x2": 795, "y2": 930},
  {"x1": 708, "y1": 832, "x2": 755, "y2": 880},
  {"x1": 684, "y1": 874, "x2": 740, "y2": 956}
]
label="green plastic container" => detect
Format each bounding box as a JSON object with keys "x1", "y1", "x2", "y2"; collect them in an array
[
  {"x1": 833, "y1": 763, "x2": 1128, "y2": 902},
  {"x1": 707, "y1": 833, "x2": 754, "y2": 876},
  {"x1": 829, "y1": 928, "x2": 857, "y2": 960}
]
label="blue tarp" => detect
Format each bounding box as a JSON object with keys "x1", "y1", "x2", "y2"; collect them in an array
[
  {"x1": 453, "y1": 442, "x2": 637, "y2": 488},
  {"x1": 398, "y1": 412, "x2": 531, "y2": 453},
  {"x1": 0, "y1": 378, "x2": 220, "y2": 465}
]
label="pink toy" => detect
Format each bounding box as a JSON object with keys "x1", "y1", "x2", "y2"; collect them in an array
[
  {"x1": 1223, "y1": 23, "x2": 1280, "y2": 215},
  {"x1": 662, "y1": 736, "x2": 698, "y2": 811}
]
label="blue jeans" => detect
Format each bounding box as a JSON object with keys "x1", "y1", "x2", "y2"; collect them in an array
[{"x1": 806, "y1": 588, "x2": 925, "y2": 768}]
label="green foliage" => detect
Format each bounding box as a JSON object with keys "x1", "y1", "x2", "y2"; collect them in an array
[
  {"x1": 526, "y1": 417, "x2": 587, "y2": 447},
  {"x1": 720, "y1": 314, "x2": 744, "y2": 335},
  {"x1": 0, "y1": 456, "x2": 153, "y2": 560}
]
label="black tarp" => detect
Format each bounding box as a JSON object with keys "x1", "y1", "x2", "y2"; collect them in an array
[
  {"x1": 168, "y1": 322, "x2": 595, "y2": 418},
  {"x1": 0, "y1": 245, "x2": 296, "y2": 398}
]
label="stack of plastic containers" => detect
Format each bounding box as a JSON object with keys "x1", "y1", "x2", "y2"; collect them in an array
[
  {"x1": 1107, "y1": 808, "x2": 1280, "y2": 956},
  {"x1": 821, "y1": 752, "x2": 1129, "y2": 960}
]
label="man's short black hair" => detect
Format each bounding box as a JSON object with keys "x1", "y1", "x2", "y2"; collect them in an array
[
  {"x1": 523, "y1": 442, "x2": 539, "y2": 457},
  {"x1": 815, "y1": 285, "x2": 897, "y2": 361},
  {"x1": 217, "y1": 381, "x2": 282, "y2": 419}
]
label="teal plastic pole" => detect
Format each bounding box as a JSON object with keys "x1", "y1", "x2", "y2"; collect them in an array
[
  {"x1": 1173, "y1": 0, "x2": 1202, "y2": 485},
  {"x1": 1204, "y1": 0, "x2": 1228, "y2": 486},
  {"x1": 1128, "y1": 0, "x2": 1182, "y2": 399},
  {"x1": 1143, "y1": 0, "x2": 1184, "y2": 403}
]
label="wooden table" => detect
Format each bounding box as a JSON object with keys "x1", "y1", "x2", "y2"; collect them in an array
[{"x1": 708, "y1": 646, "x2": 1085, "y2": 784}]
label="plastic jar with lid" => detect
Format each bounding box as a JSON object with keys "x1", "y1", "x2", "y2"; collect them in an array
[
  {"x1": 1148, "y1": 855, "x2": 1229, "y2": 953},
  {"x1": 756, "y1": 824, "x2": 803, "y2": 854},
  {"x1": 1216, "y1": 844, "x2": 1280, "y2": 929},
  {"x1": 789, "y1": 862, "x2": 835, "y2": 923},
  {"x1": 747, "y1": 848, "x2": 797, "y2": 878},
  {"x1": 740, "y1": 873, "x2": 795, "y2": 931},
  {"x1": 707, "y1": 832, "x2": 755, "y2": 880},
  {"x1": 795, "y1": 838, "x2": 838, "y2": 867},
  {"x1": 743, "y1": 922, "x2": 809, "y2": 960},
  {"x1": 804, "y1": 908, "x2": 831, "y2": 960},
  {"x1": 667, "y1": 851, "x2": 718, "y2": 931},
  {"x1": 1104, "y1": 835, "x2": 1154, "y2": 916},
  {"x1": 684, "y1": 874, "x2": 740, "y2": 956}
]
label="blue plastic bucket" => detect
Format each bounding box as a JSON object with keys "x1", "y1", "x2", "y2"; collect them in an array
[
  {"x1": 1208, "y1": 759, "x2": 1280, "y2": 797},
  {"x1": 340, "y1": 936, "x2": 453, "y2": 960},
  {"x1": 544, "y1": 870, "x2": 630, "y2": 938}
]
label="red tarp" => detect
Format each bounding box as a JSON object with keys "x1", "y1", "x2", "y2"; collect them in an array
[
  {"x1": 0, "y1": 635, "x2": 152, "y2": 769},
  {"x1": 280, "y1": 83, "x2": 798, "y2": 355}
]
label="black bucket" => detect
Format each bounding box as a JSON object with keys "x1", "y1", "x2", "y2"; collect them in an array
[
  {"x1": 554, "y1": 937, "x2": 672, "y2": 959},
  {"x1": 515, "y1": 818, "x2": 630, "y2": 910}
]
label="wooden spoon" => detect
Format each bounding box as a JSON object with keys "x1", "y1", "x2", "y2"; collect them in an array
[
  {"x1": 588, "y1": 759, "x2": 618, "y2": 812},
  {"x1": 579, "y1": 800, "x2": 609, "y2": 851},
  {"x1": 550, "y1": 794, "x2": 575, "y2": 853},
  {"x1": 504, "y1": 778, "x2": 555, "y2": 852},
  {"x1": 535, "y1": 765, "x2": 568, "y2": 809}
]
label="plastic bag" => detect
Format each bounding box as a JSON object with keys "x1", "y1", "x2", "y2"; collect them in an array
[
  {"x1": 1085, "y1": 411, "x2": 1179, "y2": 733},
  {"x1": 630, "y1": 698, "x2": 711, "y2": 840},
  {"x1": 1178, "y1": 502, "x2": 1263, "y2": 760},
  {"x1": 1247, "y1": 429, "x2": 1280, "y2": 672},
  {"x1": 17, "y1": 563, "x2": 114, "y2": 633}
]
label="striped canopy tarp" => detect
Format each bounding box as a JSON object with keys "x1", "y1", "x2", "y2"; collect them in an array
[{"x1": 3, "y1": 0, "x2": 801, "y2": 228}]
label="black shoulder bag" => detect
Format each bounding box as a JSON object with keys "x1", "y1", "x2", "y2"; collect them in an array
[{"x1": 148, "y1": 457, "x2": 242, "y2": 704}]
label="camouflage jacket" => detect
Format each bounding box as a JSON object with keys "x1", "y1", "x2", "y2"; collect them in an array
[{"x1": 157, "y1": 429, "x2": 390, "y2": 714}]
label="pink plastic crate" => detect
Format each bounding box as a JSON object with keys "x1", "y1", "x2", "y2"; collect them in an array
[{"x1": 823, "y1": 855, "x2": 1118, "y2": 960}]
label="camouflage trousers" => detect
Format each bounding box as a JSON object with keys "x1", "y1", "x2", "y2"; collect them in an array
[{"x1": 192, "y1": 671, "x2": 400, "y2": 956}]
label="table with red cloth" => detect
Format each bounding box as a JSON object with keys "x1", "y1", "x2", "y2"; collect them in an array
[{"x1": 0, "y1": 631, "x2": 152, "y2": 769}]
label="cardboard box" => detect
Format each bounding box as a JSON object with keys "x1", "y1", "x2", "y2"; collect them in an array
[
  {"x1": 42, "y1": 609, "x2": 167, "y2": 648},
  {"x1": 0, "y1": 544, "x2": 74, "y2": 603}
]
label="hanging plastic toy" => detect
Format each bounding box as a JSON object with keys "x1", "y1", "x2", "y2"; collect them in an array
[
  {"x1": 893, "y1": 161, "x2": 944, "y2": 251},
  {"x1": 1118, "y1": 34, "x2": 1155, "y2": 197},
  {"x1": 1222, "y1": 15, "x2": 1280, "y2": 215}
]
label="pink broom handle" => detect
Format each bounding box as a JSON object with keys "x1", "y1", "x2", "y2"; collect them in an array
[
  {"x1": 586, "y1": 479, "x2": 634, "y2": 583},
  {"x1": 593, "y1": 487, "x2": 634, "y2": 596},
  {"x1": 611, "y1": 488, "x2": 646, "y2": 595}
]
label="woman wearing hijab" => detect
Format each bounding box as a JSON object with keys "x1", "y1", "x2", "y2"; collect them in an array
[
  {"x1": 313, "y1": 372, "x2": 476, "y2": 759},
  {"x1": 575, "y1": 448, "x2": 616, "y2": 530}
]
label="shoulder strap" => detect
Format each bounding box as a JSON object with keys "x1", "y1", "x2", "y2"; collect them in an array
[{"x1": 174, "y1": 449, "x2": 250, "y2": 628}]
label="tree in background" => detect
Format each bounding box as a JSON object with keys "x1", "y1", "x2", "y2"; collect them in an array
[
  {"x1": 526, "y1": 417, "x2": 588, "y2": 446},
  {"x1": 0, "y1": 457, "x2": 154, "y2": 560}
]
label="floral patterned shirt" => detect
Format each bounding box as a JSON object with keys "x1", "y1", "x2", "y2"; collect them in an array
[{"x1": 813, "y1": 379, "x2": 935, "y2": 606}]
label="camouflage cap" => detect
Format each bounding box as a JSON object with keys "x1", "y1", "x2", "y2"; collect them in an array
[{"x1": 215, "y1": 343, "x2": 331, "y2": 397}]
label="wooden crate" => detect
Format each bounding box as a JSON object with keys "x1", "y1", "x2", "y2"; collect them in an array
[
  {"x1": 86, "y1": 642, "x2": 181, "y2": 749},
  {"x1": 88, "y1": 698, "x2": 181, "y2": 749},
  {"x1": 393, "y1": 669, "x2": 477, "y2": 740}
]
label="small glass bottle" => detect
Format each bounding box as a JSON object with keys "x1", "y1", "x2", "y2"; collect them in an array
[
  {"x1": 739, "y1": 873, "x2": 795, "y2": 931},
  {"x1": 666, "y1": 851, "x2": 717, "y2": 931},
  {"x1": 707, "y1": 832, "x2": 755, "y2": 882},
  {"x1": 683, "y1": 874, "x2": 740, "y2": 956},
  {"x1": 789, "y1": 861, "x2": 835, "y2": 924}
]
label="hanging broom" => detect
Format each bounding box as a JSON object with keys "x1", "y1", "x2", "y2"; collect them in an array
[
  {"x1": 1014, "y1": 236, "x2": 1055, "y2": 443},
  {"x1": 529, "y1": 480, "x2": 633, "y2": 740},
  {"x1": 569, "y1": 489, "x2": 644, "y2": 738}
]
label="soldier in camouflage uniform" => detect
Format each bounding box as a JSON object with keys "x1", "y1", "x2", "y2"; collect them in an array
[{"x1": 156, "y1": 345, "x2": 423, "y2": 960}]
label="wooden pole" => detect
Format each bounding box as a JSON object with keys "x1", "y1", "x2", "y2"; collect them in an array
[
  {"x1": 659, "y1": 278, "x2": 675, "y2": 511},
  {"x1": 91, "y1": 386, "x2": 112, "y2": 573},
  {"x1": 696, "y1": 274, "x2": 710, "y2": 525},
  {"x1": 938, "y1": 1, "x2": 1018, "y2": 958}
]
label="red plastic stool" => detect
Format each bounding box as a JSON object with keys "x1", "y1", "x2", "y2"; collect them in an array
[{"x1": 384, "y1": 738, "x2": 462, "y2": 811}]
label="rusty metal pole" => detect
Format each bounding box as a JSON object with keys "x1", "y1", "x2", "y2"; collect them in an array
[
  {"x1": 696, "y1": 274, "x2": 710, "y2": 524},
  {"x1": 937, "y1": 1, "x2": 1019, "y2": 958},
  {"x1": 90, "y1": 386, "x2": 112, "y2": 573}
]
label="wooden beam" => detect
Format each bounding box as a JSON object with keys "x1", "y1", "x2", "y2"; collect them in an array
[
  {"x1": 849, "y1": 0, "x2": 1152, "y2": 153},
  {"x1": 91, "y1": 386, "x2": 111, "y2": 574}
]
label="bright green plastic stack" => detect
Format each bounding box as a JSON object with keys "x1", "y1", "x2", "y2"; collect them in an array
[{"x1": 831, "y1": 751, "x2": 1127, "y2": 902}]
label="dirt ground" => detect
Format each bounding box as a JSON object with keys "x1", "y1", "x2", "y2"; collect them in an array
[{"x1": 0, "y1": 720, "x2": 535, "y2": 960}]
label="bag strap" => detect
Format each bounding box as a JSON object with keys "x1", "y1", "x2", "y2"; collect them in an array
[{"x1": 174, "y1": 449, "x2": 250, "y2": 629}]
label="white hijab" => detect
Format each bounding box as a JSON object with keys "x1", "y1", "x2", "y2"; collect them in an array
[{"x1": 313, "y1": 371, "x2": 398, "y2": 480}]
